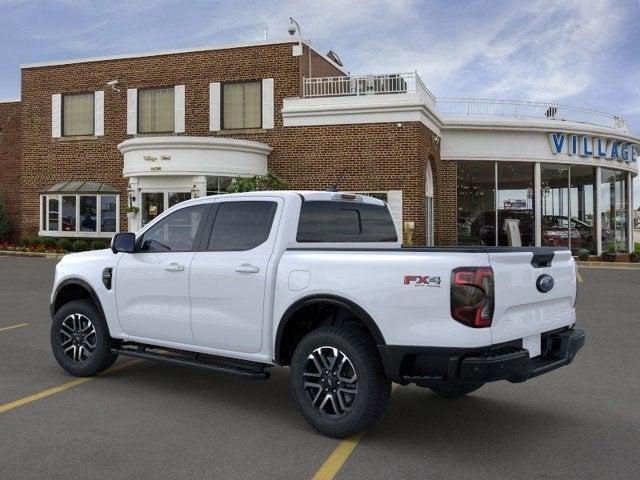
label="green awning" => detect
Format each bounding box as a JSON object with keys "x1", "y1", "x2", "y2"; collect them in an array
[{"x1": 42, "y1": 181, "x2": 120, "y2": 194}]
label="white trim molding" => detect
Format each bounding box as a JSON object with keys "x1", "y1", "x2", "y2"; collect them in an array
[
  {"x1": 282, "y1": 94, "x2": 442, "y2": 135},
  {"x1": 209, "y1": 82, "x2": 221, "y2": 131},
  {"x1": 94, "y1": 90, "x2": 105, "y2": 136},
  {"x1": 118, "y1": 136, "x2": 271, "y2": 178},
  {"x1": 126, "y1": 88, "x2": 137, "y2": 135},
  {"x1": 51, "y1": 94, "x2": 62, "y2": 138},
  {"x1": 262, "y1": 78, "x2": 275, "y2": 129},
  {"x1": 174, "y1": 85, "x2": 186, "y2": 133}
]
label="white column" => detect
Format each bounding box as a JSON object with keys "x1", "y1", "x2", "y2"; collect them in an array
[
  {"x1": 595, "y1": 167, "x2": 602, "y2": 256},
  {"x1": 628, "y1": 171, "x2": 633, "y2": 253},
  {"x1": 534, "y1": 162, "x2": 541, "y2": 247},
  {"x1": 127, "y1": 177, "x2": 139, "y2": 233},
  {"x1": 174, "y1": 85, "x2": 186, "y2": 133},
  {"x1": 209, "y1": 83, "x2": 221, "y2": 131}
]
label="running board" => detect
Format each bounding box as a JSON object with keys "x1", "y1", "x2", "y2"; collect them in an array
[{"x1": 111, "y1": 346, "x2": 270, "y2": 380}]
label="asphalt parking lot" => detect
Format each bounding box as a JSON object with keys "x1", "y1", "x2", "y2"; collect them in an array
[{"x1": 1, "y1": 256, "x2": 639, "y2": 479}]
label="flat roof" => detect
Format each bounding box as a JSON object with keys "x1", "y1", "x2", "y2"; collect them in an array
[{"x1": 20, "y1": 38, "x2": 348, "y2": 73}]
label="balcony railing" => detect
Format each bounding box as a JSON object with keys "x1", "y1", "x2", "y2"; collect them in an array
[
  {"x1": 303, "y1": 72, "x2": 436, "y2": 106},
  {"x1": 436, "y1": 97, "x2": 628, "y2": 132},
  {"x1": 301, "y1": 73, "x2": 628, "y2": 132}
]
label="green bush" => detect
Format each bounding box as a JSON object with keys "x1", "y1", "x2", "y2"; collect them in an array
[
  {"x1": 0, "y1": 197, "x2": 10, "y2": 240},
  {"x1": 226, "y1": 173, "x2": 287, "y2": 193},
  {"x1": 630, "y1": 252, "x2": 640, "y2": 263},
  {"x1": 39, "y1": 237, "x2": 58, "y2": 249},
  {"x1": 90, "y1": 240, "x2": 107, "y2": 250},
  {"x1": 58, "y1": 239, "x2": 73, "y2": 252},
  {"x1": 577, "y1": 248, "x2": 590, "y2": 261},
  {"x1": 71, "y1": 240, "x2": 89, "y2": 252},
  {"x1": 19, "y1": 236, "x2": 38, "y2": 247}
]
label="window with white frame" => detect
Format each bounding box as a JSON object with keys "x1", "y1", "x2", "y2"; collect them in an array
[
  {"x1": 138, "y1": 87, "x2": 175, "y2": 133},
  {"x1": 40, "y1": 182, "x2": 119, "y2": 237},
  {"x1": 222, "y1": 81, "x2": 262, "y2": 130},
  {"x1": 62, "y1": 92, "x2": 95, "y2": 136}
]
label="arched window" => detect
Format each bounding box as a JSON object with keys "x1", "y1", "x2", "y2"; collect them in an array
[{"x1": 426, "y1": 162, "x2": 435, "y2": 246}]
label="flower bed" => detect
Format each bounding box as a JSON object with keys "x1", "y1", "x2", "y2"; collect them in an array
[{"x1": 0, "y1": 237, "x2": 110, "y2": 255}]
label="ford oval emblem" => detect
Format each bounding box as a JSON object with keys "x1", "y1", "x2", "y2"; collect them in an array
[{"x1": 536, "y1": 274, "x2": 554, "y2": 293}]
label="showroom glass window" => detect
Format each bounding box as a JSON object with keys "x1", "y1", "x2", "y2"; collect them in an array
[
  {"x1": 541, "y1": 164, "x2": 570, "y2": 249},
  {"x1": 138, "y1": 87, "x2": 175, "y2": 133},
  {"x1": 62, "y1": 93, "x2": 94, "y2": 136},
  {"x1": 222, "y1": 81, "x2": 261, "y2": 130},
  {"x1": 456, "y1": 161, "x2": 496, "y2": 246},
  {"x1": 497, "y1": 162, "x2": 535, "y2": 246},
  {"x1": 601, "y1": 168, "x2": 628, "y2": 253},
  {"x1": 40, "y1": 194, "x2": 119, "y2": 237},
  {"x1": 569, "y1": 166, "x2": 596, "y2": 254}
]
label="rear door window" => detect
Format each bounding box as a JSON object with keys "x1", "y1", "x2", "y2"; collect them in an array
[
  {"x1": 297, "y1": 201, "x2": 398, "y2": 242},
  {"x1": 208, "y1": 201, "x2": 277, "y2": 251}
]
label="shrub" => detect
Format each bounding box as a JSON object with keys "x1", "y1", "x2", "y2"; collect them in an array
[
  {"x1": 19, "y1": 236, "x2": 38, "y2": 247},
  {"x1": 577, "y1": 248, "x2": 590, "y2": 261},
  {"x1": 39, "y1": 237, "x2": 58, "y2": 249},
  {"x1": 58, "y1": 239, "x2": 73, "y2": 252},
  {"x1": 602, "y1": 244, "x2": 617, "y2": 262},
  {"x1": 226, "y1": 173, "x2": 287, "y2": 193},
  {"x1": 90, "y1": 240, "x2": 107, "y2": 250},
  {"x1": 0, "y1": 197, "x2": 10, "y2": 240},
  {"x1": 71, "y1": 240, "x2": 89, "y2": 252},
  {"x1": 630, "y1": 251, "x2": 640, "y2": 263}
]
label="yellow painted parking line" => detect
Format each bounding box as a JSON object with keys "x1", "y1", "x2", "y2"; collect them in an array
[
  {"x1": 577, "y1": 271, "x2": 584, "y2": 283},
  {"x1": 0, "y1": 323, "x2": 28, "y2": 333},
  {"x1": 312, "y1": 383, "x2": 401, "y2": 480},
  {"x1": 0, "y1": 359, "x2": 142, "y2": 415}
]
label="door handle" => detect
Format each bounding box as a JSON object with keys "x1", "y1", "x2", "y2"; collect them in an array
[
  {"x1": 235, "y1": 263, "x2": 260, "y2": 274},
  {"x1": 164, "y1": 262, "x2": 185, "y2": 272}
]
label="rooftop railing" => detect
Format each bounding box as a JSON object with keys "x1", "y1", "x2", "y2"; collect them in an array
[
  {"x1": 436, "y1": 97, "x2": 628, "y2": 132},
  {"x1": 303, "y1": 72, "x2": 436, "y2": 106},
  {"x1": 301, "y1": 73, "x2": 628, "y2": 132}
]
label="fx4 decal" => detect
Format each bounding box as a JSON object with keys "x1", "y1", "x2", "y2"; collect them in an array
[{"x1": 404, "y1": 275, "x2": 441, "y2": 287}]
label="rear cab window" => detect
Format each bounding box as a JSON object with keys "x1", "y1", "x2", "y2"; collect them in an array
[{"x1": 297, "y1": 201, "x2": 398, "y2": 243}]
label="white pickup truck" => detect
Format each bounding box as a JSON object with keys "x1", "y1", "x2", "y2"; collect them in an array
[{"x1": 50, "y1": 191, "x2": 584, "y2": 438}]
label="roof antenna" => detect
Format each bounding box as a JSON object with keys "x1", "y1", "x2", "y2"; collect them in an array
[{"x1": 326, "y1": 168, "x2": 348, "y2": 192}]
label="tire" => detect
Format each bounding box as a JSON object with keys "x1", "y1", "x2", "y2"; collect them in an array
[
  {"x1": 428, "y1": 382, "x2": 484, "y2": 398},
  {"x1": 290, "y1": 326, "x2": 391, "y2": 438},
  {"x1": 50, "y1": 299, "x2": 118, "y2": 377}
]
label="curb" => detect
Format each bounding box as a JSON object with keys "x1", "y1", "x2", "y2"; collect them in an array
[
  {"x1": 0, "y1": 250, "x2": 66, "y2": 260},
  {"x1": 576, "y1": 261, "x2": 640, "y2": 269}
]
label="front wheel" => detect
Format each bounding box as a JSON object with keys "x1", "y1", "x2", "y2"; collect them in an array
[
  {"x1": 51, "y1": 299, "x2": 118, "y2": 377},
  {"x1": 290, "y1": 326, "x2": 391, "y2": 438}
]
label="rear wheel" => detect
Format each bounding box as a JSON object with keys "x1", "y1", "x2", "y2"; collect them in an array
[
  {"x1": 290, "y1": 326, "x2": 391, "y2": 438},
  {"x1": 428, "y1": 382, "x2": 484, "y2": 398},
  {"x1": 50, "y1": 299, "x2": 118, "y2": 377}
]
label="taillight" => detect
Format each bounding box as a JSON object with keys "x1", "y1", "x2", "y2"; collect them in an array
[{"x1": 450, "y1": 267, "x2": 494, "y2": 328}]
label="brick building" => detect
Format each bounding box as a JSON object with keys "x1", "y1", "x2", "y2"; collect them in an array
[{"x1": 1, "y1": 38, "x2": 638, "y2": 253}]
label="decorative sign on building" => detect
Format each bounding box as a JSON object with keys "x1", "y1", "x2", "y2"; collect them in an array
[{"x1": 548, "y1": 133, "x2": 638, "y2": 163}]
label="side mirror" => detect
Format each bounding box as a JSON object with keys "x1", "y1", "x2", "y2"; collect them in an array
[{"x1": 111, "y1": 232, "x2": 136, "y2": 254}]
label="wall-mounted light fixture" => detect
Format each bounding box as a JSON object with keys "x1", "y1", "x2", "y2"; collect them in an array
[
  {"x1": 126, "y1": 185, "x2": 136, "y2": 204},
  {"x1": 191, "y1": 185, "x2": 200, "y2": 199}
]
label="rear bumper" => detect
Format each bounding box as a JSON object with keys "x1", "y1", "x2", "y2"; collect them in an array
[{"x1": 378, "y1": 327, "x2": 585, "y2": 386}]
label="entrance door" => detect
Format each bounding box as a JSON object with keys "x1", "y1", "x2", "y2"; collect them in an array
[
  {"x1": 190, "y1": 199, "x2": 280, "y2": 354},
  {"x1": 141, "y1": 191, "x2": 192, "y2": 226},
  {"x1": 116, "y1": 204, "x2": 209, "y2": 344}
]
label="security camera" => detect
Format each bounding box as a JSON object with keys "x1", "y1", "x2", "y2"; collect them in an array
[
  {"x1": 106, "y1": 80, "x2": 120, "y2": 92},
  {"x1": 287, "y1": 23, "x2": 297, "y2": 35}
]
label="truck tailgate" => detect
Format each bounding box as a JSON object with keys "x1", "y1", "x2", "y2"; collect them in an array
[{"x1": 488, "y1": 249, "x2": 576, "y2": 346}]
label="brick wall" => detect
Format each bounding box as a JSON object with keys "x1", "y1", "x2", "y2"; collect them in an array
[
  {"x1": 0, "y1": 101, "x2": 21, "y2": 239},
  {"x1": 17, "y1": 41, "x2": 450, "y2": 246}
]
